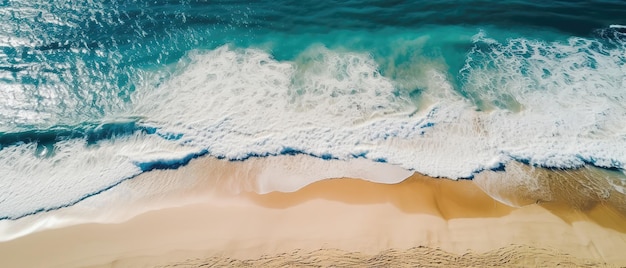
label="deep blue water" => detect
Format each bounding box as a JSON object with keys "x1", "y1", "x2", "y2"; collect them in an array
[{"x1": 0, "y1": 0, "x2": 625, "y2": 220}]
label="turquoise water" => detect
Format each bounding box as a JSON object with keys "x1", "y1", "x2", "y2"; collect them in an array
[{"x1": 1, "y1": 1, "x2": 625, "y2": 219}]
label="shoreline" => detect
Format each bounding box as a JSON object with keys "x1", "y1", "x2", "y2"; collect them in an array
[{"x1": 0, "y1": 156, "x2": 625, "y2": 267}]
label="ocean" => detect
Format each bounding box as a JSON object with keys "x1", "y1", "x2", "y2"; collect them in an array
[{"x1": 0, "y1": 0, "x2": 625, "y2": 221}]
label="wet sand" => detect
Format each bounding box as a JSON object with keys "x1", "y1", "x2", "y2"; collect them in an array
[{"x1": 0, "y1": 157, "x2": 625, "y2": 267}]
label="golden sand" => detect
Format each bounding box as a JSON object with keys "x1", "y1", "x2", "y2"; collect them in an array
[{"x1": 0, "y1": 157, "x2": 625, "y2": 267}]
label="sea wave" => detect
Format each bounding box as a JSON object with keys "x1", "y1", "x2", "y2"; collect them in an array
[{"x1": 1, "y1": 30, "x2": 625, "y2": 220}]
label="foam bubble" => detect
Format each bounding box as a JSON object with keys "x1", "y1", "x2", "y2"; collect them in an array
[
  {"x1": 131, "y1": 45, "x2": 495, "y2": 179},
  {"x1": 461, "y1": 33, "x2": 626, "y2": 170},
  {"x1": 131, "y1": 41, "x2": 625, "y2": 178},
  {"x1": 132, "y1": 45, "x2": 422, "y2": 159},
  {"x1": 0, "y1": 132, "x2": 201, "y2": 220}
]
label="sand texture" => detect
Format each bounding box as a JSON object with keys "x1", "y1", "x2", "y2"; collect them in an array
[
  {"x1": 0, "y1": 156, "x2": 625, "y2": 267},
  {"x1": 151, "y1": 246, "x2": 610, "y2": 268}
]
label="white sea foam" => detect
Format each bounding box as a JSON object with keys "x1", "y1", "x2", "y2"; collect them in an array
[
  {"x1": 0, "y1": 132, "x2": 201, "y2": 219},
  {"x1": 1, "y1": 34, "x2": 625, "y2": 220},
  {"x1": 134, "y1": 41, "x2": 625, "y2": 178},
  {"x1": 462, "y1": 34, "x2": 626, "y2": 169}
]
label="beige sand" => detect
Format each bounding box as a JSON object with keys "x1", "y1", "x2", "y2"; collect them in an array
[
  {"x1": 0, "y1": 157, "x2": 625, "y2": 267},
  {"x1": 151, "y1": 246, "x2": 607, "y2": 267}
]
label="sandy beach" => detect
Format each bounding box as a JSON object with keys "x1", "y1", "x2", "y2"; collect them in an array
[
  {"x1": 2, "y1": 0, "x2": 626, "y2": 267},
  {"x1": 0, "y1": 156, "x2": 625, "y2": 267}
]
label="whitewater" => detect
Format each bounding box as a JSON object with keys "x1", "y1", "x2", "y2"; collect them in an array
[{"x1": 0, "y1": 1, "x2": 625, "y2": 223}]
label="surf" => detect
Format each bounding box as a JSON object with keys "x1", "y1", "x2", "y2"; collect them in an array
[{"x1": 1, "y1": 29, "x2": 625, "y2": 220}]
